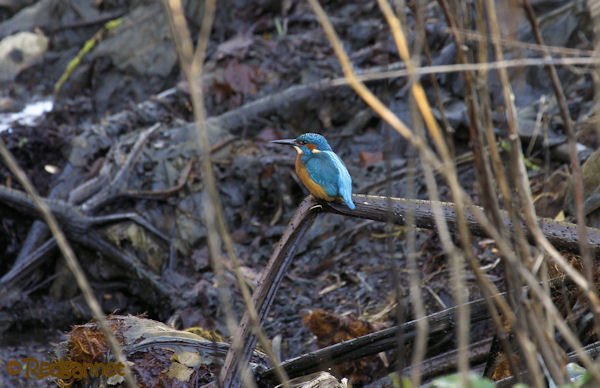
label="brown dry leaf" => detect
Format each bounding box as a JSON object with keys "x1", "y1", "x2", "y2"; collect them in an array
[
  {"x1": 68, "y1": 324, "x2": 110, "y2": 363},
  {"x1": 358, "y1": 150, "x2": 382, "y2": 167},
  {"x1": 301, "y1": 309, "x2": 385, "y2": 384},
  {"x1": 302, "y1": 309, "x2": 377, "y2": 347},
  {"x1": 489, "y1": 352, "x2": 515, "y2": 381},
  {"x1": 531, "y1": 165, "x2": 570, "y2": 218},
  {"x1": 212, "y1": 79, "x2": 234, "y2": 103},
  {"x1": 223, "y1": 61, "x2": 262, "y2": 96}
]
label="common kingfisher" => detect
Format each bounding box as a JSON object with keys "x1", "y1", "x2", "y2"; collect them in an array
[{"x1": 272, "y1": 133, "x2": 356, "y2": 209}]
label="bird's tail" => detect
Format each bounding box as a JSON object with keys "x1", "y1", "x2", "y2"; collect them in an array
[{"x1": 340, "y1": 189, "x2": 355, "y2": 210}]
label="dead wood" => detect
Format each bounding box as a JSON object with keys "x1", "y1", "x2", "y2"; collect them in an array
[
  {"x1": 3, "y1": 180, "x2": 593, "y2": 384},
  {"x1": 326, "y1": 195, "x2": 600, "y2": 256},
  {"x1": 4, "y1": 71, "x2": 348, "y2": 306},
  {"x1": 401, "y1": 338, "x2": 492, "y2": 384},
  {"x1": 495, "y1": 340, "x2": 600, "y2": 387},
  {"x1": 259, "y1": 270, "x2": 583, "y2": 385},
  {"x1": 0, "y1": 297, "x2": 92, "y2": 331},
  {"x1": 56, "y1": 314, "x2": 269, "y2": 387},
  {"x1": 0, "y1": 184, "x2": 176, "y2": 307},
  {"x1": 221, "y1": 193, "x2": 600, "y2": 386},
  {"x1": 220, "y1": 197, "x2": 321, "y2": 387},
  {"x1": 10, "y1": 91, "x2": 180, "y2": 270},
  {"x1": 258, "y1": 297, "x2": 493, "y2": 385},
  {"x1": 8, "y1": 51, "x2": 405, "y2": 278}
]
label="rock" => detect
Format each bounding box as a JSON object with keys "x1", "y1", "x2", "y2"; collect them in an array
[
  {"x1": 0, "y1": 30, "x2": 48, "y2": 82},
  {"x1": 0, "y1": 0, "x2": 61, "y2": 38}
]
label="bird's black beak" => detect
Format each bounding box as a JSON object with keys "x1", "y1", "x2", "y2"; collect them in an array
[{"x1": 271, "y1": 139, "x2": 297, "y2": 146}]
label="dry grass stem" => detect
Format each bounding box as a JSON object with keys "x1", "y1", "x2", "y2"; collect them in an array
[
  {"x1": 162, "y1": 1, "x2": 289, "y2": 386},
  {"x1": 0, "y1": 139, "x2": 137, "y2": 388},
  {"x1": 309, "y1": 0, "x2": 600, "y2": 384}
]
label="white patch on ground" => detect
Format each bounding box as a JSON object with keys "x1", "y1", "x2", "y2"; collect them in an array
[{"x1": 0, "y1": 99, "x2": 53, "y2": 133}]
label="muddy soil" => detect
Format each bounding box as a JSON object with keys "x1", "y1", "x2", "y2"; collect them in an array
[{"x1": 0, "y1": 0, "x2": 596, "y2": 386}]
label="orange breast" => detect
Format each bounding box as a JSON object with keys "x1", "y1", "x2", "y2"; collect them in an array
[{"x1": 295, "y1": 155, "x2": 334, "y2": 201}]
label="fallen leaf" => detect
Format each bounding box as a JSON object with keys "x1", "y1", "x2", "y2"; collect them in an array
[
  {"x1": 223, "y1": 61, "x2": 262, "y2": 96},
  {"x1": 359, "y1": 150, "x2": 382, "y2": 167},
  {"x1": 301, "y1": 309, "x2": 386, "y2": 384},
  {"x1": 216, "y1": 34, "x2": 254, "y2": 58}
]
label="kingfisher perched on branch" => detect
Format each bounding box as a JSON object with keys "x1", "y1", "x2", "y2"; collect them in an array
[{"x1": 272, "y1": 133, "x2": 356, "y2": 209}]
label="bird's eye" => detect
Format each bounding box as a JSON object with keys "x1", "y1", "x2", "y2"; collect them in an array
[{"x1": 299, "y1": 140, "x2": 306, "y2": 145}]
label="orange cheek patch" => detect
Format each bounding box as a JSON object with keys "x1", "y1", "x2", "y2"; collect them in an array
[{"x1": 307, "y1": 143, "x2": 317, "y2": 151}]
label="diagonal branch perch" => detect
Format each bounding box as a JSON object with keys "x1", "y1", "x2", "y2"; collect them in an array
[
  {"x1": 221, "y1": 193, "x2": 600, "y2": 386},
  {"x1": 327, "y1": 195, "x2": 600, "y2": 255},
  {"x1": 220, "y1": 197, "x2": 320, "y2": 387}
]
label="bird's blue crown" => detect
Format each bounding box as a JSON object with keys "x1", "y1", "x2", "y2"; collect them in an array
[{"x1": 296, "y1": 133, "x2": 332, "y2": 152}]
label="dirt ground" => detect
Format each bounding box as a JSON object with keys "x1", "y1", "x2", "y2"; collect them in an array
[{"x1": 0, "y1": 0, "x2": 597, "y2": 387}]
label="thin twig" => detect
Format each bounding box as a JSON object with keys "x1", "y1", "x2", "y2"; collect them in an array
[
  {"x1": 0, "y1": 141, "x2": 137, "y2": 387},
  {"x1": 305, "y1": 0, "x2": 519, "y2": 355},
  {"x1": 345, "y1": 56, "x2": 599, "y2": 84},
  {"x1": 441, "y1": 0, "x2": 533, "y2": 381},
  {"x1": 487, "y1": 0, "x2": 600, "y2": 382},
  {"x1": 522, "y1": 0, "x2": 600, "y2": 344},
  {"x1": 403, "y1": 6, "x2": 429, "y2": 382},
  {"x1": 221, "y1": 198, "x2": 319, "y2": 387},
  {"x1": 405, "y1": 135, "x2": 429, "y2": 386},
  {"x1": 259, "y1": 296, "x2": 493, "y2": 384},
  {"x1": 377, "y1": 0, "x2": 472, "y2": 383},
  {"x1": 162, "y1": 1, "x2": 289, "y2": 386},
  {"x1": 162, "y1": 2, "x2": 254, "y2": 387},
  {"x1": 446, "y1": 26, "x2": 594, "y2": 57},
  {"x1": 473, "y1": 0, "x2": 525, "y2": 379}
]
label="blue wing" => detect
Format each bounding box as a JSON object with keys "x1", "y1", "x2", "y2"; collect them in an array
[{"x1": 304, "y1": 151, "x2": 355, "y2": 209}]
